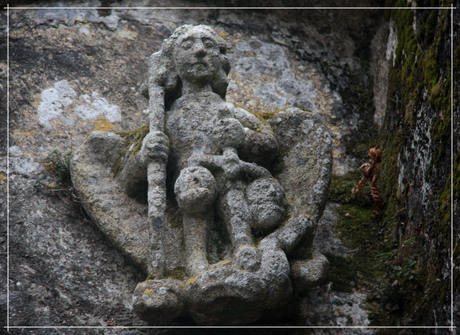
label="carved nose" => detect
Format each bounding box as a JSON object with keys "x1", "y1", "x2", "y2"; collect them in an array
[
  {"x1": 268, "y1": 184, "x2": 277, "y2": 196},
  {"x1": 194, "y1": 41, "x2": 207, "y2": 57}
]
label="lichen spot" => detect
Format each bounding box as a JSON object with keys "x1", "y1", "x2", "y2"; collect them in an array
[
  {"x1": 187, "y1": 277, "x2": 198, "y2": 285},
  {"x1": 0, "y1": 173, "x2": 6, "y2": 185},
  {"x1": 143, "y1": 288, "x2": 154, "y2": 298},
  {"x1": 211, "y1": 259, "x2": 231, "y2": 267},
  {"x1": 90, "y1": 116, "x2": 115, "y2": 131}
]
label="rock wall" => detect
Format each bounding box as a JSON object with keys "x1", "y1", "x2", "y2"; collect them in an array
[
  {"x1": 0, "y1": 0, "x2": 456, "y2": 333},
  {"x1": 367, "y1": 1, "x2": 459, "y2": 330}
]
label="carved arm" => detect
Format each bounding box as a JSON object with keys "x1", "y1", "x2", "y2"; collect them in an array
[{"x1": 233, "y1": 107, "x2": 278, "y2": 166}]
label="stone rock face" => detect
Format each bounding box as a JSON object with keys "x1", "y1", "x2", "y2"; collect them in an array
[
  {"x1": 4, "y1": 1, "x2": 409, "y2": 331},
  {"x1": 71, "y1": 25, "x2": 332, "y2": 325},
  {"x1": 70, "y1": 131, "x2": 153, "y2": 274}
]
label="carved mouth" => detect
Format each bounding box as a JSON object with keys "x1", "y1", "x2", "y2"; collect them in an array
[{"x1": 192, "y1": 62, "x2": 207, "y2": 68}]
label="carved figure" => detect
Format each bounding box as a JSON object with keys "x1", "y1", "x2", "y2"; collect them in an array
[
  {"x1": 70, "y1": 24, "x2": 332, "y2": 325},
  {"x1": 140, "y1": 25, "x2": 284, "y2": 278}
]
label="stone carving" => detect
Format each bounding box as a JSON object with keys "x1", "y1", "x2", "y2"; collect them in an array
[{"x1": 70, "y1": 25, "x2": 332, "y2": 325}]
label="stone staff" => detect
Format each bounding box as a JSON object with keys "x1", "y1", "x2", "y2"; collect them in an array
[{"x1": 140, "y1": 62, "x2": 170, "y2": 278}]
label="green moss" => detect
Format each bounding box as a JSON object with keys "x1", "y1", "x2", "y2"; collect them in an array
[
  {"x1": 257, "y1": 107, "x2": 313, "y2": 122},
  {"x1": 242, "y1": 107, "x2": 313, "y2": 128},
  {"x1": 324, "y1": 253, "x2": 360, "y2": 292},
  {"x1": 370, "y1": 233, "x2": 452, "y2": 327},
  {"x1": 163, "y1": 266, "x2": 187, "y2": 281},
  {"x1": 437, "y1": 153, "x2": 459, "y2": 226},
  {"x1": 365, "y1": 3, "x2": 455, "y2": 329},
  {"x1": 112, "y1": 123, "x2": 149, "y2": 177},
  {"x1": 325, "y1": 204, "x2": 385, "y2": 293},
  {"x1": 43, "y1": 149, "x2": 73, "y2": 185},
  {"x1": 328, "y1": 171, "x2": 373, "y2": 206},
  {"x1": 387, "y1": 1, "x2": 451, "y2": 118}
]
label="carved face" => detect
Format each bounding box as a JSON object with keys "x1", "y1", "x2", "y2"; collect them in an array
[
  {"x1": 247, "y1": 178, "x2": 286, "y2": 232},
  {"x1": 173, "y1": 28, "x2": 222, "y2": 85},
  {"x1": 174, "y1": 166, "x2": 217, "y2": 214}
]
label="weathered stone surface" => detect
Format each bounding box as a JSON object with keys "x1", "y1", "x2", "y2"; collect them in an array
[
  {"x1": 70, "y1": 131, "x2": 155, "y2": 275},
  {"x1": 290, "y1": 251, "x2": 329, "y2": 291},
  {"x1": 132, "y1": 279, "x2": 185, "y2": 324},
  {"x1": 2, "y1": 154, "x2": 148, "y2": 332},
  {"x1": 267, "y1": 109, "x2": 332, "y2": 259},
  {"x1": 8, "y1": 1, "x2": 453, "y2": 332},
  {"x1": 70, "y1": 24, "x2": 332, "y2": 325},
  {"x1": 268, "y1": 109, "x2": 333, "y2": 223},
  {"x1": 300, "y1": 285, "x2": 373, "y2": 333}
]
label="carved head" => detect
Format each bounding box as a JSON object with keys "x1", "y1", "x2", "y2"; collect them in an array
[
  {"x1": 147, "y1": 25, "x2": 231, "y2": 106},
  {"x1": 174, "y1": 166, "x2": 218, "y2": 214},
  {"x1": 247, "y1": 178, "x2": 287, "y2": 233},
  {"x1": 173, "y1": 26, "x2": 225, "y2": 87}
]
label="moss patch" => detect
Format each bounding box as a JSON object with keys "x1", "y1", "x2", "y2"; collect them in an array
[
  {"x1": 43, "y1": 149, "x2": 73, "y2": 185},
  {"x1": 365, "y1": 1, "x2": 456, "y2": 329},
  {"x1": 328, "y1": 172, "x2": 373, "y2": 206},
  {"x1": 257, "y1": 107, "x2": 313, "y2": 122},
  {"x1": 112, "y1": 122, "x2": 149, "y2": 177},
  {"x1": 325, "y1": 204, "x2": 386, "y2": 293},
  {"x1": 164, "y1": 266, "x2": 187, "y2": 281},
  {"x1": 438, "y1": 153, "x2": 460, "y2": 226}
]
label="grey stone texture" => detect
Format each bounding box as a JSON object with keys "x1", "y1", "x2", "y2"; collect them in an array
[
  {"x1": 3, "y1": 1, "x2": 403, "y2": 331},
  {"x1": 70, "y1": 25, "x2": 332, "y2": 325}
]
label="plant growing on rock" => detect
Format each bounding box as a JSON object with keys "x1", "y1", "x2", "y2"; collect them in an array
[
  {"x1": 351, "y1": 146, "x2": 384, "y2": 216},
  {"x1": 39, "y1": 149, "x2": 85, "y2": 217},
  {"x1": 43, "y1": 149, "x2": 72, "y2": 185}
]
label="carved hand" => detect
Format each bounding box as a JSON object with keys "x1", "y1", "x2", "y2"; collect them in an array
[
  {"x1": 140, "y1": 131, "x2": 169, "y2": 164},
  {"x1": 212, "y1": 118, "x2": 245, "y2": 150},
  {"x1": 242, "y1": 161, "x2": 271, "y2": 179}
]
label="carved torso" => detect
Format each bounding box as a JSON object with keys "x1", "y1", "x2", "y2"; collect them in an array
[{"x1": 166, "y1": 91, "x2": 235, "y2": 171}]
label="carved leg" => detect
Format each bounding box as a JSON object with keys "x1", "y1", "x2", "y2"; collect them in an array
[
  {"x1": 174, "y1": 166, "x2": 218, "y2": 277},
  {"x1": 220, "y1": 184, "x2": 260, "y2": 271},
  {"x1": 183, "y1": 213, "x2": 213, "y2": 277}
]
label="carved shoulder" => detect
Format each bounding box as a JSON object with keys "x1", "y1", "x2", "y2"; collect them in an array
[{"x1": 232, "y1": 106, "x2": 278, "y2": 166}]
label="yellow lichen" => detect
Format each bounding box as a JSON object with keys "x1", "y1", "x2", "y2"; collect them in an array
[
  {"x1": 143, "y1": 288, "x2": 154, "y2": 298},
  {"x1": 46, "y1": 182, "x2": 57, "y2": 189},
  {"x1": 73, "y1": 17, "x2": 88, "y2": 24},
  {"x1": 211, "y1": 259, "x2": 230, "y2": 267},
  {"x1": 11, "y1": 130, "x2": 37, "y2": 141},
  {"x1": 333, "y1": 306, "x2": 344, "y2": 316},
  {"x1": 186, "y1": 277, "x2": 197, "y2": 285},
  {"x1": 0, "y1": 173, "x2": 6, "y2": 185},
  {"x1": 90, "y1": 116, "x2": 114, "y2": 131}
]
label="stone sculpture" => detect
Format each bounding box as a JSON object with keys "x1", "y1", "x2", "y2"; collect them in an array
[{"x1": 70, "y1": 25, "x2": 332, "y2": 325}]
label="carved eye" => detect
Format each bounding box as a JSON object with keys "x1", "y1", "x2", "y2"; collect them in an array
[
  {"x1": 203, "y1": 38, "x2": 215, "y2": 48},
  {"x1": 181, "y1": 39, "x2": 193, "y2": 49}
]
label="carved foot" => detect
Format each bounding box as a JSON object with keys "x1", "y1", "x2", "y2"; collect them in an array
[
  {"x1": 133, "y1": 279, "x2": 185, "y2": 323},
  {"x1": 236, "y1": 245, "x2": 260, "y2": 271},
  {"x1": 188, "y1": 257, "x2": 209, "y2": 277},
  {"x1": 147, "y1": 250, "x2": 165, "y2": 279},
  {"x1": 289, "y1": 250, "x2": 329, "y2": 291}
]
